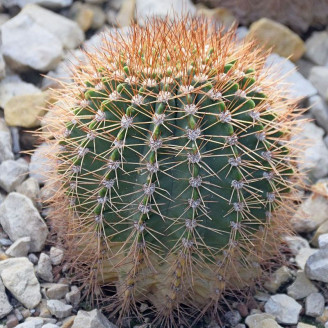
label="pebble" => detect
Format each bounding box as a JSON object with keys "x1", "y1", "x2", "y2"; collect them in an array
[
  {"x1": 1, "y1": 14, "x2": 63, "y2": 72},
  {"x1": 0, "y1": 192, "x2": 49, "y2": 252},
  {"x1": 308, "y1": 95, "x2": 328, "y2": 133},
  {"x1": 47, "y1": 300, "x2": 72, "y2": 319},
  {"x1": 305, "y1": 292, "x2": 325, "y2": 317},
  {"x1": 5, "y1": 92, "x2": 48, "y2": 128},
  {"x1": 44, "y1": 283, "x2": 69, "y2": 300},
  {"x1": 0, "y1": 75, "x2": 41, "y2": 107},
  {"x1": 21, "y1": 4, "x2": 84, "y2": 50},
  {"x1": 6, "y1": 314, "x2": 19, "y2": 328},
  {"x1": 37, "y1": 253, "x2": 53, "y2": 283},
  {"x1": 0, "y1": 158, "x2": 29, "y2": 192},
  {"x1": 16, "y1": 178, "x2": 41, "y2": 209},
  {"x1": 309, "y1": 66, "x2": 328, "y2": 101},
  {"x1": 3, "y1": 0, "x2": 72, "y2": 9},
  {"x1": 292, "y1": 121, "x2": 328, "y2": 181},
  {"x1": 0, "y1": 278, "x2": 13, "y2": 318},
  {"x1": 224, "y1": 310, "x2": 241, "y2": 326},
  {"x1": 245, "y1": 313, "x2": 282, "y2": 328},
  {"x1": 264, "y1": 294, "x2": 302, "y2": 325},
  {"x1": 196, "y1": 5, "x2": 237, "y2": 29},
  {"x1": 69, "y1": 2, "x2": 94, "y2": 31},
  {"x1": 284, "y1": 235, "x2": 310, "y2": 256},
  {"x1": 18, "y1": 317, "x2": 44, "y2": 328},
  {"x1": 312, "y1": 220, "x2": 328, "y2": 247},
  {"x1": 5, "y1": 236, "x2": 31, "y2": 257},
  {"x1": 265, "y1": 54, "x2": 317, "y2": 99},
  {"x1": 287, "y1": 270, "x2": 318, "y2": 300},
  {"x1": 135, "y1": 0, "x2": 196, "y2": 26},
  {"x1": 0, "y1": 257, "x2": 41, "y2": 308},
  {"x1": 297, "y1": 324, "x2": 317, "y2": 328},
  {"x1": 29, "y1": 143, "x2": 53, "y2": 184},
  {"x1": 305, "y1": 31, "x2": 328, "y2": 65},
  {"x1": 305, "y1": 249, "x2": 328, "y2": 283},
  {"x1": 0, "y1": 118, "x2": 13, "y2": 163},
  {"x1": 28, "y1": 253, "x2": 39, "y2": 265},
  {"x1": 49, "y1": 247, "x2": 64, "y2": 266},
  {"x1": 318, "y1": 233, "x2": 328, "y2": 249},
  {"x1": 264, "y1": 266, "x2": 292, "y2": 293},
  {"x1": 249, "y1": 18, "x2": 305, "y2": 61},
  {"x1": 65, "y1": 286, "x2": 80, "y2": 308},
  {"x1": 71, "y1": 309, "x2": 117, "y2": 328}
]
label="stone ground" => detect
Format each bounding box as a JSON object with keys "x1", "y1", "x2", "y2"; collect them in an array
[{"x1": 0, "y1": 0, "x2": 328, "y2": 327}]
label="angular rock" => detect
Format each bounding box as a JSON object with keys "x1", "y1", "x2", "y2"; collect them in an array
[
  {"x1": 1, "y1": 14, "x2": 63, "y2": 72},
  {"x1": 0, "y1": 159, "x2": 29, "y2": 192},
  {"x1": 265, "y1": 54, "x2": 317, "y2": 99},
  {"x1": 224, "y1": 310, "x2": 241, "y2": 326},
  {"x1": 65, "y1": 286, "x2": 80, "y2": 307},
  {"x1": 292, "y1": 121, "x2": 328, "y2": 180},
  {"x1": 17, "y1": 317, "x2": 43, "y2": 327},
  {"x1": 305, "y1": 249, "x2": 328, "y2": 283},
  {"x1": 37, "y1": 253, "x2": 53, "y2": 282},
  {"x1": 0, "y1": 278, "x2": 13, "y2": 318},
  {"x1": 135, "y1": 0, "x2": 196, "y2": 26},
  {"x1": 305, "y1": 31, "x2": 328, "y2": 66},
  {"x1": 309, "y1": 66, "x2": 328, "y2": 101},
  {"x1": 295, "y1": 247, "x2": 317, "y2": 270},
  {"x1": 264, "y1": 294, "x2": 302, "y2": 325},
  {"x1": 284, "y1": 235, "x2": 310, "y2": 256},
  {"x1": 3, "y1": 0, "x2": 72, "y2": 9},
  {"x1": 72, "y1": 309, "x2": 117, "y2": 328},
  {"x1": 5, "y1": 92, "x2": 48, "y2": 128},
  {"x1": 305, "y1": 292, "x2": 325, "y2": 317},
  {"x1": 21, "y1": 4, "x2": 84, "y2": 50},
  {"x1": 29, "y1": 143, "x2": 53, "y2": 184},
  {"x1": 0, "y1": 192, "x2": 49, "y2": 252},
  {"x1": 318, "y1": 233, "x2": 328, "y2": 249},
  {"x1": 287, "y1": 270, "x2": 318, "y2": 300},
  {"x1": 0, "y1": 257, "x2": 41, "y2": 308},
  {"x1": 49, "y1": 247, "x2": 64, "y2": 266},
  {"x1": 309, "y1": 95, "x2": 328, "y2": 133},
  {"x1": 5, "y1": 236, "x2": 31, "y2": 257},
  {"x1": 42, "y1": 324, "x2": 59, "y2": 328},
  {"x1": 16, "y1": 177, "x2": 41, "y2": 209},
  {"x1": 47, "y1": 300, "x2": 72, "y2": 319},
  {"x1": 245, "y1": 313, "x2": 282, "y2": 328},
  {"x1": 264, "y1": 266, "x2": 292, "y2": 293},
  {"x1": 249, "y1": 18, "x2": 305, "y2": 61},
  {"x1": 45, "y1": 283, "x2": 69, "y2": 300},
  {"x1": 0, "y1": 118, "x2": 14, "y2": 163},
  {"x1": 0, "y1": 75, "x2": 41, "y2": 107},
  {"x1": 312, "y1": 220, "x2": 328, "y2": 247}
]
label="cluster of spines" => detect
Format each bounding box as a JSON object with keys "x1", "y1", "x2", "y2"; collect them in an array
[{"x1": 44, "y1": 18, "x2": 302, "y2": 327}]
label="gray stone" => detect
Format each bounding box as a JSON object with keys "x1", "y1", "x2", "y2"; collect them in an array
[
  {"x1": 0, "y1": 159, "x2": 29, "y2": 192},
  {"x1": 0, "y1": 238, "x2": 12, "y2": 246},
  {"x1": 3, "y1": 0, "x2": 72, "y2": 9},
  {"x1": 42, "y1": 324, "x2": 59, "y2": 328},
  {"x1": 295, "y1": 247, "x2": 317, "y2": 270},
  {"x1": 49, "y1": 247, "x2": 64, "y2": 266},
  {"x1": 5, "y1": 236, "x2": 31, "y2": 257},
  {"x1": 29, "y1": 143, "x2": 53, "y2": 184},
  {"x1": 309, "y1": 95, "x2": 328, "y2": 133},
  {"x1": 309, "y1": 66, "x2": 328, "y2": 101},
  {"x1": 265, "y1": 53, "x2": 317, "y2": 99},
  {"x1": 0, "y1": 53, "x2": 5, "y2": 81},
  {"x1": 296, "y1": 58, "x2": 314, "y2": 78},
  {"x1": 0, "y1": 192, "x2": 49, "y2": 252},
  {"x1": 0, "y1": 257, "x2": 41, "y2": 308},
  {"x1": 264, "y1": 294, "x2": 302, "y2": 325},
  {"x1": 21, "y1": 4, "x2": 84, "y2": 50},
  {"x1": 224, "y1": 310, "x2": 241, "y2": 326},
  {"x1": 37, "y1": 253, "x2": 53, "y2": 282},
  {"x1": 292, "y1": 121, "x2": 328, "y2": 180},
  {"x1": 135, "y1": 0, "x2": 196, "y2": 26},
  {"x1": 65, "y1": 286, "x2": 80, "y2": 307},
  {"x1": 318, "y1": 233, "x2": 328, "y2": 249},
  {"x1": 284, "y1": 235, "x2": 310, "y2": 256},
  {"x1": 0, "y1": 75, "x2": 41, "y2": 107},
  {"x1": 0, "y1": 13, "x2": 10, "y2": 26},
  {"x1": 28, "y1": 253, "x2": 39, "y2": 265},
  {"x1": 0, "y1": 118, "x2": 14, "y2": 163},
  {"x1": 16, "y1": 177, "x2": 41, "y2": 209},
  {"x1": 45, "y1": 284, "x2": 69, "y2": 299},
  {"x1": 47, "y1": 300, "x2": 72, "y2": 319},
  {"x1": 72, "y1": 309, "x2": 117, "y2": 328},
  {"x1": 245, "y1": 313, "x2": 282, "y2": 328},
  {"x1": 1, "y1": 14, "x2": 63, "y2": 72},
  {"x1": 264, "y1": 266, "x2": 292, "y2": 293},
  {"x1": 305, "y1": 31, "x2": 328, "y2": 66},
  {"x1": 0, "y1": 278, "x2": 12, "y2": 318},
  {"x1": 17, "y1": 317, "x2": 43, "y2": 328},
  {"x1": 287, "y1": 271, "x2": 318, "y2": 300},
  {"x1": 305, "y1": 249, "x2": 328, "y2": 283},
  {"x1": 305, "y1": 292, "x2": 325, "y2": 317}
]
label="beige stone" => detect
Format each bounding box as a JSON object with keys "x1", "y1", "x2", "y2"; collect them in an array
[
  {"x1": 196, "y1": 5, "x2": 237, "y2": 28},
  {"x1": 4, "y1": 92, "x2": 48, "y2": 128},
  {"x1": 297, "y1": 323, "x2": 316, "y2": 328},
  {"x1": 116, "y1": 0, "x2": 135, "y2": 27},
  {"x1": 248, "y1": 18, "x2": 305, "y2": 61}
]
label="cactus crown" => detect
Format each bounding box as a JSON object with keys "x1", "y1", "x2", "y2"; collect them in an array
[{"x1": 44, "y1": 18, "x2": 303, "y2": 327}]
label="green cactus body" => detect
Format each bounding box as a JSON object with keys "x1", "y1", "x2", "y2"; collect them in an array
[{"x1": 45, "y1": 18, "x2": 301, "y2": 327}]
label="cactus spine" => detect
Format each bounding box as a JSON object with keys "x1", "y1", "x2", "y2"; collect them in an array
[{"x1": 43, "y1": 18, "x2": 303, "y2": 327}]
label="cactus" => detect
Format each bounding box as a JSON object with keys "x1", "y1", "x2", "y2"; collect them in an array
[{"x1": 43, "y1": 18, "x2": 303, "y2": 327}]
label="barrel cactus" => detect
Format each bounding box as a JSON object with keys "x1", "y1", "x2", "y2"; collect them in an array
[{"x1": 43, "y1": 18, "x2": 302, "y2": 327}]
